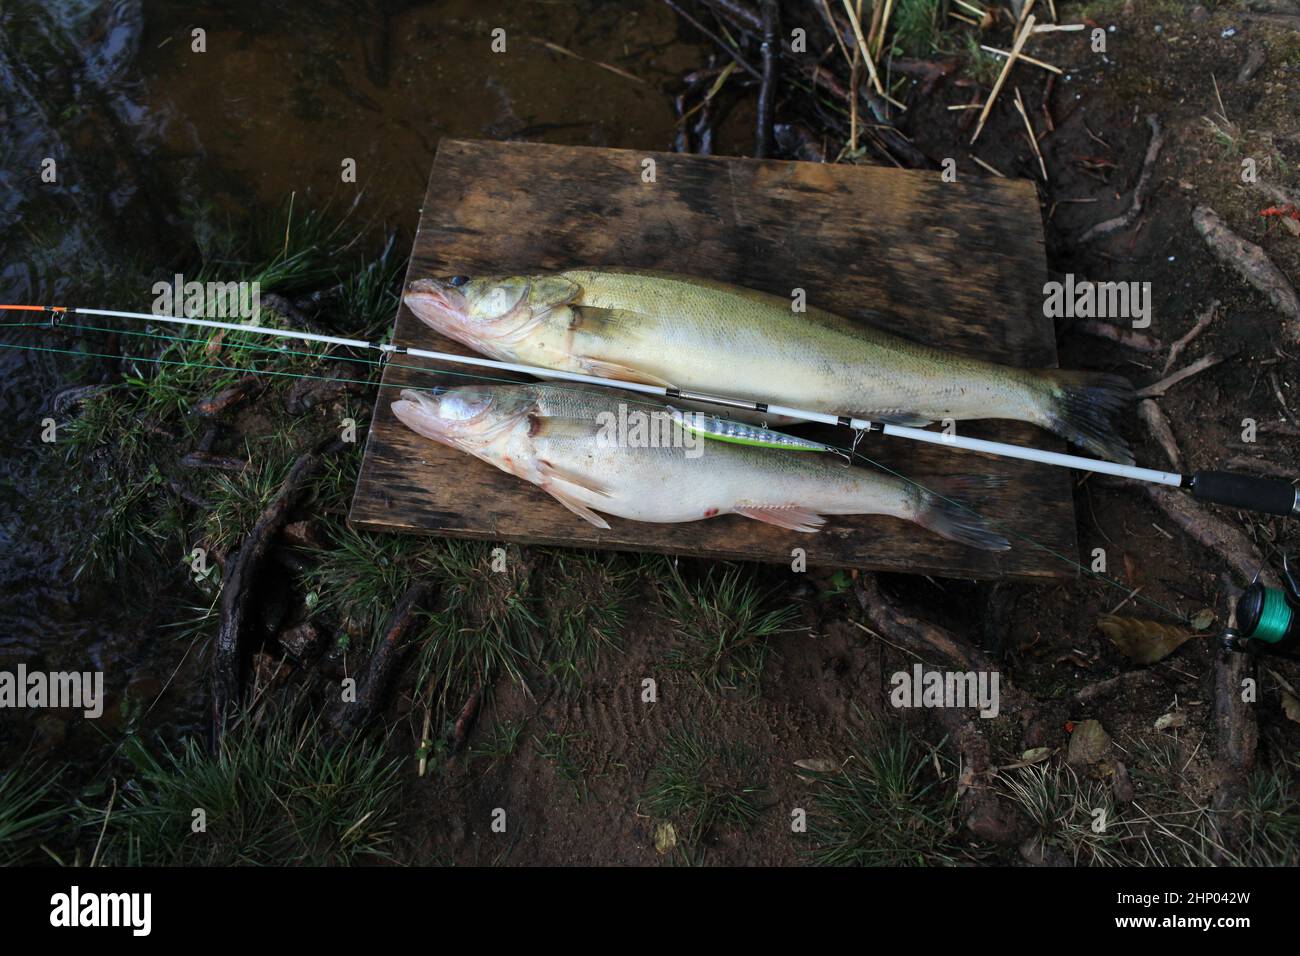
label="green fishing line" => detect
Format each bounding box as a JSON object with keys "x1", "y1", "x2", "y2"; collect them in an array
[{"x1": 1253, "y1": 587, "x2": 1294, "y2": 644}]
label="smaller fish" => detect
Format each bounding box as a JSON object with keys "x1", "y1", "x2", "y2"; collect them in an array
[{"x1": 391, "y1": 383, "x2": 1010, "y2": 551}]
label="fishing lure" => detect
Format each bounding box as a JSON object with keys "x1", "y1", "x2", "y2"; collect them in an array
[{"x1": 667, "y1": 406, "x2": 833, "y2": 453}]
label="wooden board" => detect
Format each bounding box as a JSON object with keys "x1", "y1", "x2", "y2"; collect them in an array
[{"x1": 350, "y1": 138, "x2": 1076, "y2": 580}]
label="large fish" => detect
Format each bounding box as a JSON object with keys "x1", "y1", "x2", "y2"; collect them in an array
[
  {"x1": 404, "y1": 269, "x2": 1134, "y2": 463},
  {"x1": 391, "y1": 383, "x2": 1010, "y2": 551}
]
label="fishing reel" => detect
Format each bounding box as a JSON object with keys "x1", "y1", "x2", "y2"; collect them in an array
[{"x1": 1221, "y1": 556, "x2": 1300, "y2": 660}]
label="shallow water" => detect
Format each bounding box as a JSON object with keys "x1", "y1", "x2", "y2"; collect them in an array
[{"x1": 0, "y1": 0, "x2": 718, "y2": 760}]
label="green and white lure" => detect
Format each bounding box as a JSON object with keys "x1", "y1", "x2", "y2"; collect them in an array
[{"x1": 667, "y1": 406, "x2": 833, "y2": 453}]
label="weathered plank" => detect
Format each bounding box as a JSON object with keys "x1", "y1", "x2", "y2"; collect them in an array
[{"x1": 350, "y1": 138, "x2": 1075, "y2": 579}]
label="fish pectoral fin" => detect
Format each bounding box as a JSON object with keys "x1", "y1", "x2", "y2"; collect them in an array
[
  {"x1": 539, "y1": 479, "x2": 612, "y2": 530},
  {"x1": 734, "y1": 506, "x2": 826, "y2": 533},
  {"x1": 575, "y1": 357, "x2": 675, "y2": 388},
  {"x1": 538, "y1": 460, "x2": 612, "y2": 498}
]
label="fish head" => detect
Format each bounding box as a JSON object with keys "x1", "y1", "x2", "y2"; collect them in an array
[
  {"x1": 404, "y1": 274, "x2": 580, "y2": 350},
  {"x1": 391, "y1": 386, "x2": 534, "y2": 457}
]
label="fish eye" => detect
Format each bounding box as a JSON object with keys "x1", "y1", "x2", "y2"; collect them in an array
[{"x1": 447, "y1": 275, "x2": 470, "y2": 287}]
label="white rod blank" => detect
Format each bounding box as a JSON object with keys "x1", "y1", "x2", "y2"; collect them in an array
[{"x1": 60, "y1": 306, "x2": 1181, "y2": 486}]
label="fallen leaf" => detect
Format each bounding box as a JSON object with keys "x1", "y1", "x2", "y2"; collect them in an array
[
  {"x1": 1097, "y1": 615, "x2": 1197, "y2": 664},
  {"x1": 1154, "y1": 711, "x2": 1186, "y2": 732},
  {"x1": 1190, "y1": 608, "x2": 1216, "y2": 631},
  {"x1": 1066, "y1": 719, "x2": 1111, "y2": 766},
  {"x1": 1284, "y1": 691, "x2": 1300, "y2": 725},
  {"x1": 793, "y1": 758, "x2": 838, "y2": 783},
  {"x1": 653, "y1": 821, "x2": 676, "y2": 855},
  {"x1": 997, "y1": 747, "x2": 1053, "y2": 771},
  {"x1": 1021, "y1": 747, "x2": 1051, "y2": 764}
]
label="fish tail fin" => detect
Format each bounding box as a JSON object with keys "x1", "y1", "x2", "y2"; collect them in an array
[
  {"x1": 913, "y1": 476, "x2": 1011, "y2": 552},
  {"x1": 1035, "y1": 369, "x2": 1135, "y2": 464}
]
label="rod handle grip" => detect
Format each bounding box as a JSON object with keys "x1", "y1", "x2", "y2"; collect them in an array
[{"x1": 1190, "y1": 471, "x2": 1298, "y2": 516}]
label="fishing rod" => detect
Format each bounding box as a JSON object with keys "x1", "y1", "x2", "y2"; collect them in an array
[{"x1": 5, "y1": 301, "x2": 1298, "y2": 520}]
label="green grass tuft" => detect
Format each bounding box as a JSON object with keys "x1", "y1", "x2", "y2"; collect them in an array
[
  {"x1": 962, "y1": 33, "x2": 1002, "y2": 87},
  {"x1": 0, "y1": 765, "x2": 63, "y2": 865},
  {"x1": 891, "y1": 0, "x2": 942, "y2": 57},
  {"x1": 807, "y1": 725, "x2": 957, "y2": 866},
  {"x1": 534, "y1": 551, "x2": 634, "y2": 691},
  {"x1": 303, "y1": 520, "x2": 439, "y2": 645},
  {"x1": 88, "y1": 713, "x2": 402, "y2": 866},
  {"x1": 660, "y1": 561, "x2": 800, "y2": 696},
  {"x1": 417, "y1": 541, "x2": 537, "y2": 712},
  {"x1": 642, "y1": 727, "x2": 766, "y2": 849}
]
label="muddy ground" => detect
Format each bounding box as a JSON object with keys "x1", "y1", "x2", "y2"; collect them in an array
[{"x1": 401, "y1": 1, "x2": 1300, "y2": 866}]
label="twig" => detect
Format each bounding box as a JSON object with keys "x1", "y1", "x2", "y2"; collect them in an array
[
  {"x1": 1162, "y1": 300, "x2": 1219, "y2": 375},
  {"x1": 1138, "y1": 399, "x2": 1184, "y2": 472},
  {"x1": 1078, "y1": 115, "x2": 1164, "y2": 244},
  {"x1": 1013, "y1": 87, "x2": 1047, "y2": 180},
  {"x1": 841, "y1": 0, "x2": 886, "y2": 98},
  {"x1": 1015, "y1": 0, "x2": 1038, "y2": 31},
  {"x1": 755, "y1": 0, "x2": 778, "y2": 158},
  {"x1": 1074, "y1": 319, "x2": 1161, "y2": 353},
  {"x1": 818, "y1": 0, "x2": 852, "y2": 69},
  {"x1": 981, "y1": 44, "x2": 1062, "y2": 75},
  {"x1": 90, "y1": 778, "x2": 118, "y2": 868},
  {"x1": 972, "y1": 14, "x2": 1036, "y2": 144},
  {"x1": 1192, "y1": 205, "x2": 1300, "y2": 335},
  {"x1": 1137, "y1": 353, "x2": 1224, "y2": 399},
  {"x1": 660, "y1": 0, "x2": 760, "y2": 79},
  {"x1": 971, "y1": 155, "x2": 1006, "y2": 177},
  {"x1": 452, "y1": 684, "x2": 485, "y2": 753},
  {"x1": 1270, "y1": 369, "x2": 1300, "y2": 428},
  {"x1": 870, "y1": 0, "x2": 895, "y2": 62},
  {"x1": 179, "y1": 451, "x2": 248, "y2": 472}
]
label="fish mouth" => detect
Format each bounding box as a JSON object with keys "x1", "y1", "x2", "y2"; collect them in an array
[
  {"x1": 404, "y1": 278, "x2": 469, "y2": 330},
  {"x1": 392, "y1": 386, "x2": 525, "y2": 454}
]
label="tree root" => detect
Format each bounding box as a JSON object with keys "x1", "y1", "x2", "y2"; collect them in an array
[
  {"x1": 1193, "y1": 204, "x2": 1300, "y2": 336},
  {"x1": 1077, "y1": 115, "x2": 1164, "y2": 244},
  {"x1": 1140, "y1": 484, "x2": 1278, "y2": 588},
  {"x1": 854, "y1": 573, "x2": 1033, "y2": 845},
  {"x1": 329, "y1": 581, "x2": 435, "y2": 738},
  {"x1": 1210, "y1": 575, "x2": 1258, "y2": 861},
  {"x1": 211, "y1": 437, "x2": 344, "y2": 747}
]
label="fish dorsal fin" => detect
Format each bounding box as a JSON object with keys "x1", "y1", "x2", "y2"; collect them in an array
[{"x1": 734, "y1": 506, "x2": 826, "y2": 533}]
